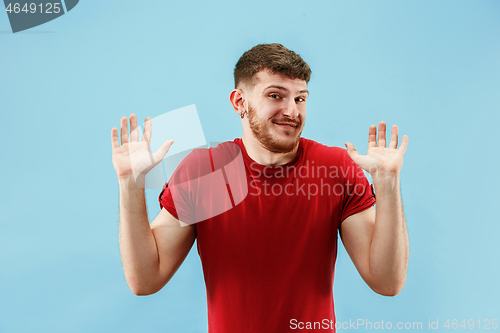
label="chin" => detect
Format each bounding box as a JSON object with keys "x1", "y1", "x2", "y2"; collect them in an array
[{"x1": 262, "y1": 134, "x2": 301, "y2": 154}]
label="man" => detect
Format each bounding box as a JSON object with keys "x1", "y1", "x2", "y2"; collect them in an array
[{"x1": 111, "y1": 43, "x2": 409, "y2": 332}]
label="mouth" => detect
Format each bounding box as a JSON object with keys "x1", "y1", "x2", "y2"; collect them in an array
[{"x1": 273, "y1": 121, "x2": 298, "y2": 129}]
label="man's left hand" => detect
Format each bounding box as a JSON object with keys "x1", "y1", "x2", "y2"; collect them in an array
[{"x1": 345, "y1": 121, "x2": 408, "y2": 178}]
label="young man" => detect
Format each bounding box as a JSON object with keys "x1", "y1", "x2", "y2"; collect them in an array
[{"x1": 111, "y1": 43, "x2": 409, "y2": 332}]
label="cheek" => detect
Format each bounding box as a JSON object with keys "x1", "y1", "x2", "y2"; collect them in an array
[
  {"x1": 300, "y1": 108, "x2": 306, "y2": 120},
  {"x1": 261, "y1": 106, "x2": 279, "y2": 119}
]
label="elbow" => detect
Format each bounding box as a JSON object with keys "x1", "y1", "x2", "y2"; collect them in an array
[
  {"x1": 125, "y1": 265, "x2": 175, "y2": 296},
  {"x1": 375, "y1": 287, "x2": 403, "y2": 297},
  {"x1": 132, "y1": 289, "x2": 148, "y2": 296},
  {"x1": 128, "y1": 274, "x2": 171, "y2": 296},
  {"x1": 132, "y1": 289, "x2": 157, "y2": 296},
  {"x1": 130, "y1": 284, "x2": 150, "y2": 296},
  {"x1": 370, "y1": 277, "x2": 406, "y2": 297},
  {"x1": 127, "y1": 279, "x2": 161, "y2": 296},
  {"x1": 130, "y1": 284, "x2": 160, "y2": 296}
]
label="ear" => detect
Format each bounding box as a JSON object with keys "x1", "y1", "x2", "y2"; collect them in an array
[{"x1": 229, "y1": 89, "x2": 246, "y2": 115}]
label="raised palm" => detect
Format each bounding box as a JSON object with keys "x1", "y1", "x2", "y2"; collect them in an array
[
  {"x1": 111, "y1": 114, "x2": 173, "y2": 187},
  {"x1": 345, "y1": 121, "x2": 408, "y2": 178}
]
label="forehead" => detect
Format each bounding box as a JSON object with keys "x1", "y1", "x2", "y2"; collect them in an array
[{"x1": 252, "y1": 70, "x2": 308, "y2": 93}]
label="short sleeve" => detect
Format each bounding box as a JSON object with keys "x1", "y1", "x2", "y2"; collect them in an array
[
  {"x1": 158, "y1": 182, "x2": 179, "y2": 219},
  {"x1": 158, "y1": 146, "x2": 241, "y2": 225},
  {"x1": 158, "y1": 149, "x2": 207, "y2": 225},
  {"x1": 340, "y1": 149, "x2": 376, "y2": 222}
]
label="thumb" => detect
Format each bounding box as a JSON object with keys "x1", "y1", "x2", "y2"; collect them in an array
[
  {"x1": 153, "y1": 140, "x2": 174, "y2": 162},
  {"x1": 345, "y1": 142, "x2": 361, "y2": 161}
]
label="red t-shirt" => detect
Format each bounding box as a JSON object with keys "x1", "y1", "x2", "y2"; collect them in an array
[{"x1": 159, "y1": 138, "x2": 376, "y2": 332}]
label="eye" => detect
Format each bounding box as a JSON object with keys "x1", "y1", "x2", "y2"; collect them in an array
[
  {"x1": 269, "y1": 93, "x2": 281, "y2": 99},
  {"x1": 295, "y1": 97, "x2": 306, "y2": 102}
]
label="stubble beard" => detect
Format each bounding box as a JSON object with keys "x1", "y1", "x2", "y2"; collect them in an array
[{"x1": 246, "y1": 103, "x2": 303, "y2": 154}]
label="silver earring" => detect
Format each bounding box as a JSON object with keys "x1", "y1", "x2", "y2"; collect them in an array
[{"x1": 240, "y1": 112, "x2": 245, "y2": 119}]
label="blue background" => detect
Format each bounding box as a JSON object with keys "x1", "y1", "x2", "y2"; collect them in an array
[{"x1": 1, "y1": 0, "x2": 499, "y2": 332}]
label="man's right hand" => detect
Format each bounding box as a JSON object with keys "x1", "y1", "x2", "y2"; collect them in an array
[{"x1": 111, "y1": 114, "x2": 174, "y2": 187}]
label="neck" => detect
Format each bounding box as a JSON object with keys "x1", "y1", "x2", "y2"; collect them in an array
[{"x1": 241, "y1": 133, "x2": 299, "y2": 166}]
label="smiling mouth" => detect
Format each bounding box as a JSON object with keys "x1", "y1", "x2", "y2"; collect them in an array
[{"x1": 273, "y1": 122, "x2": 298, "y2": 129}]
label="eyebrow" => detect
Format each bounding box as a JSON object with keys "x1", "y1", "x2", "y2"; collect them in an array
[{"x1": 264, "y1": 85, "x2": 309, "y2": 95}]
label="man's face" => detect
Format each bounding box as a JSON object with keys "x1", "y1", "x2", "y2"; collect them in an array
[{"x1": 244, "y1": 70, "x2": 309, "y2": 154}]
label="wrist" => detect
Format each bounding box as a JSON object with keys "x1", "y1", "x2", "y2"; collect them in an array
[
  {"x1": 118, "y1": 175, "x2": 146, "y2": 189},
  {"x1": 372, "y1": 171, "x2": 400, "y2": 193}
]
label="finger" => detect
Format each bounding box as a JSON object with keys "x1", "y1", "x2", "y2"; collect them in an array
[
  {"x1": 398, "y1": 135, "x2": 409, "y2": 154},
  {"x1": 368, "y1": 125, "x2": 377, "y2": 150},
  {"x1": 129, "y1": 114, "x2": 139, "y2": 142},
  {"x1": 142, "y1": 117, "x2": 152, "y2": 144},
  {"x1": 153, "y1": 140, "x2": 174, "y2": 162},
  {"x1": 111, "y1": 127, "x2": 119, "y2": 149},
  {"x1": 120, "y1": 116, "x2": 129, "y2": 145},
  {"x1": 389, "y1": 125, "x2": 398, "y2": 149},
  {"x1": 377, "y1": 121, "x2": 386, "y2": 148},
  {"x1": 345, "y1": 142, "x2": 361, "y2": 162}
]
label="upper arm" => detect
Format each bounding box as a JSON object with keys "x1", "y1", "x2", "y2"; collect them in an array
[
  {"x1": 149, "y1": 207, "x2": 196, "y2": 293},
  {"x1": 339, "y1": 206, "x2": 376, "y2": 286}
]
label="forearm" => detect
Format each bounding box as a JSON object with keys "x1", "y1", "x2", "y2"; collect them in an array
[
  {"x1": 369, "y1": 172, "x2": 409, "y2": 295},
  {"x1": 118, "y1": 176, "x2": 160, "y2": 295}
]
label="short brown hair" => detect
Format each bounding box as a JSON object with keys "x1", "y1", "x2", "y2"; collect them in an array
[{"x1": 234, "y1": 43, "x2": 311, "y2": 89}]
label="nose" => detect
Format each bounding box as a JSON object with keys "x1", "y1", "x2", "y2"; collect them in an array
[{"x1": 282, "y1": 98, "x2": 299, "y2": 119}]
